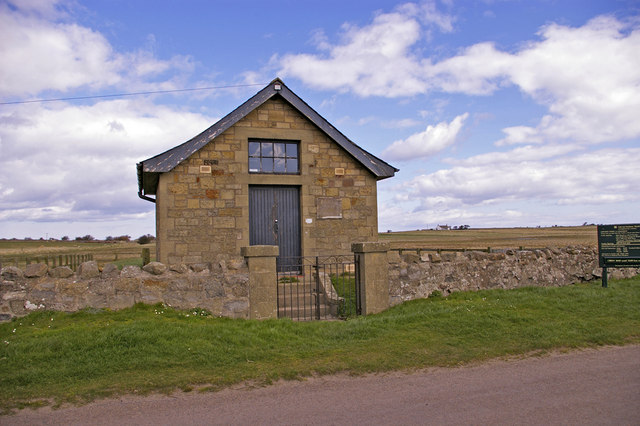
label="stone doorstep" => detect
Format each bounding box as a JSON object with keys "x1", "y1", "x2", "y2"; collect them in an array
[
  {"x1": 278, "y1": 304, "x2": 336, "y2": 321},
  {"x1": 277, "y1": 280, "x2": 341, "y2": 320}
]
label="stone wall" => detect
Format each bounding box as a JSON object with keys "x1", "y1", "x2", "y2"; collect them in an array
[
  {"x1": 0, "y1": 260, "x2": 249, "y2": 321},
  {"x1": 388, "y1": 246, "x2": 638, "y2": 306},
  {"x1": 3, "y1": 245, "x2": 638, "y2": 321}
]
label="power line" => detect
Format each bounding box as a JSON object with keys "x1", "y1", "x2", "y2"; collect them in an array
[{"x1": 0, "y1": 83, "x2": 268, "y2": 105}]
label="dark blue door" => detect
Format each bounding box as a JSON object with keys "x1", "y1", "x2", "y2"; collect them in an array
[{"x1": 249, "y1": 186, "x2": 301, "y2": 270}]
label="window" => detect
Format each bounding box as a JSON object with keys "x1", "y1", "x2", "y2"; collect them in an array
[{"x1": 249, "y1": 140, "x2": 299, "y2": 174}]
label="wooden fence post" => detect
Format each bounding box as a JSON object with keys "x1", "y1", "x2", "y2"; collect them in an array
[{"x1": 142, "y1": 248, "x2": 150, "y2": 266}]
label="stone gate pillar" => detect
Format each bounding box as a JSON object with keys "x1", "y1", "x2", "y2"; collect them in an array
[
  {"x1": 352, "y1": 242, "x2": 390, "y2": 315},
  {"x1": 241, "y1": 245, "x2": 279, "y2": 320}
]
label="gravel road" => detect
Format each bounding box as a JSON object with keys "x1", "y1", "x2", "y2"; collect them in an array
[{"x1": 4, "y1": 345, "x2": 639, "y2": 425}]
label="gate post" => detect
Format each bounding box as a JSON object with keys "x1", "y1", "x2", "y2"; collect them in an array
[
  {"x1": 241, "y1": 245, "x2": 279, "y2": 320},
  {"x1": 352, "y1": 242, "x2": 390, "y2": 315}
]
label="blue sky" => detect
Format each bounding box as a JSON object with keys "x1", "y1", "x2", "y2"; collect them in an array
[{"x1": 1, "y1": 0, "x2": 639, "y2": 239}]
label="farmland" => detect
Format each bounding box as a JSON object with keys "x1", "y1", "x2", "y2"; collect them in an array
[
  {"x1": 379, "y1": 225, "x2": 597, "y2": 250},
  {"x1": 0, "y1": 240, "x2": 156, "y2": 269},
  {"x1": 0, "y1": 226, "x2": 597, "y2": 269}
]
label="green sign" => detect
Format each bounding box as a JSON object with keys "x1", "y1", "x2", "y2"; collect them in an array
[{"x1": 597, "y1": 224, "x2": 640, "y2": 268}]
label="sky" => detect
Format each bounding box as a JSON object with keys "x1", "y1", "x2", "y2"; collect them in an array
[{"x1": 1, "y1": 0, "x2": 639, "y2": 239}]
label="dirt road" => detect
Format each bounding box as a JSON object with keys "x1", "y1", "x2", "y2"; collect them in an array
[{"x1": 5, "y1": 345, "x2": 639, "y2": 425}]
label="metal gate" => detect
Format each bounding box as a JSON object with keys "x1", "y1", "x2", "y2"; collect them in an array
[
  {"x1": 249, "y1": 186, "x2": 301, "y2": 270},
  {"x1": 276, "y1": 255, "x2": 361, "y2": 321}
]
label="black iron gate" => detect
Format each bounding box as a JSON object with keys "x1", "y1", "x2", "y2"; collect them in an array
[{"x1": 276, "y1": 255, "x2": 361, "y2": 321}]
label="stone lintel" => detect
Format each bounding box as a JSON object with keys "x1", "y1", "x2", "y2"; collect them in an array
[{"x1": 241, "y1": 245, "x2": 280, "y2": 258}]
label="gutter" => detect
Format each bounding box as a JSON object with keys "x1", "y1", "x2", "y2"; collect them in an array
[
  {"x1": 136, "y1": 162, "x2": 156, "y2": 203},
  {"x1": 138, "y1": 190, "x2": 156, "y2": 203}
]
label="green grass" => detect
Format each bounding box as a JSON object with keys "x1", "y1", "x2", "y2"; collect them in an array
[
  {"x1": 112, "y1": 257, "x2": 145, "y2": 269},
  {"x1": 331, "y1": 273, "x2": 358, "y2": 317},
  {"x1": 1, "y1": 277, "x2": 639, "y2": 413}
]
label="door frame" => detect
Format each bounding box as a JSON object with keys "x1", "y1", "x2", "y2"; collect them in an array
[{"x1": 248, "y1": 185, "x2": 302, "y2": 269}]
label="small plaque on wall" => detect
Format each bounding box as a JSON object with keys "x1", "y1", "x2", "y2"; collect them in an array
[{"x1": 317, "y1": 197, "x2": 342, "y2": 219}]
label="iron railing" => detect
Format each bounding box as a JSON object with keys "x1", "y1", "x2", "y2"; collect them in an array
[{"x1": 277, "y1": 255, "x2": 360, "y2": 321}]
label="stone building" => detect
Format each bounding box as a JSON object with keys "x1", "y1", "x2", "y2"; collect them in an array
[{"x1": 137, "y1": 79, "x2": 397, "y2": 266}]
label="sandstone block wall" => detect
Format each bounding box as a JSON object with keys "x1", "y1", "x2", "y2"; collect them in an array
[
  {"x1": 388, "y1": 246, "x2": 638, "y2": 305},
  {"x1": 1, "y1": 261, "x2": 249, "y2": 321},
  {"x1": 155, "y1": 96, "x2": 379, "y2": 265}
]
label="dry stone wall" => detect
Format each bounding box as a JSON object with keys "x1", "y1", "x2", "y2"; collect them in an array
[
  {"x1": 1, "y1": 260, "x2": 249, "y2": 321},
  {"x1": 388, "y1": 246, "x2": 638, "y2": 306},
  {"x1": 2, "y1": 245, "x2": 638, "y2": 321}
]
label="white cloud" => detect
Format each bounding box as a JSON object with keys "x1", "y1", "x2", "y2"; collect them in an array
[
  {"x1": 428, "y1": 42, "x2": 513, "y2": 95},
  {"x1": 278, "y1": 7, "x2": 640, "y2": 147},
  {"x1": 0, "y1": 0, "x2": 220, "y2": 235},
  {"x1": 446, "y1": 143, "x2": 582, "y2": 167},
  {"x1": 0, "y1": 0, "x2": 194, "y2": 99},
  {"x1": 418, "y1": 0, "x2": 455, "y2": 33},
  {"x1": 493, "y1": 16, "x2": 640, "y2": 145},
  {"x1": 378, "y1": 145, "x2": 640, "y2": 231},
  {"x1": 397, "y1": 147, "x2": 640, "y2": 210},
  {"x1": 377, "y1": 202, "x2": 506, "y2": 232},
  {"x1": 381, "y1": 118, "x2": 423, "y2": 128},
  {"x1": 4, "y1": 0, "x2": 67, "y2": 19},
  {"x1": 0, "y1": 99, "x2": 213, "y2": 224},
  {"x1": 278, "y1": 3, "x2": 449, "y2": 97},
  {"x1": 382, "y1": 113, "x2": 468, "y2": 161}
]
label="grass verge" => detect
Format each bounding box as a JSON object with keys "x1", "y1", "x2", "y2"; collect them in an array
[{"x1": 1, "y1": 277, "x2": 639, "y2": 413}]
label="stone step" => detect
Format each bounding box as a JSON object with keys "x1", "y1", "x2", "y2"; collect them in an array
[
  {"x1": 277, "y1": 278, "x2": 339, "y2": 321},
  {"x1": 278, "y1": 295, "x2": 315, "y2": 306},
  {"x1": 278, "y1": 304, "x2": 336, "y2": 321},
  {"x1": 277, "y1": 294, "x2": 336, "y2": 320}
]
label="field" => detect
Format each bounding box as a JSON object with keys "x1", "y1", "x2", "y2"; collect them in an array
[
  {"x1": 0, "y1": 226, "x2": 596, "y2": 269},
  {"x1": 379, "y1": 225, "x2": 597, "y2": 250},
  {"x1": 0, "y1": 226, "x2": 596, "y2": 270},
  {"x1": 0, "y1": 240, "x2": 156, "y2": 269}
]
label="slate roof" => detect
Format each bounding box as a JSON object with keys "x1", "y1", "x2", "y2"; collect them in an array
[{"x1": 137, "y1": 78, "x2": 398, "y2": 198}]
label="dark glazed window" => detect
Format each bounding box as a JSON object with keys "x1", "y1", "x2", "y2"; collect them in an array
[{"x1": 249, "y1": 140, "x2": 299, "y2": 174}]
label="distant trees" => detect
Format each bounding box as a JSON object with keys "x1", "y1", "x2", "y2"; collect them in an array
[
  {"x1": 452, "y1": 225, "x2": 470, "y2": 230},
  {"x1": 105, "y1": 235, "x2": 131, "y2": 242},
  {"x1": 436, "y1": 224, "x2": 470, "y2": 231},
  {"x1": 137, "y1": 234, "x2": 156, "y2": 245},
  {"x1": 7, "y1": 234, "x2": 152, "y2": 242}
]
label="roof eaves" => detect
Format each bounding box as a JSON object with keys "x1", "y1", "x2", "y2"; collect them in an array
[
  {"x1": 141, "y1": 82, "x2": 279, "y2": 173},
  {"x1": 139, "y1": 78, "x2": 398, "y2": 185},
  {"x1": 277, "y1": 84, "x2": 398, "y2": 179}
]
